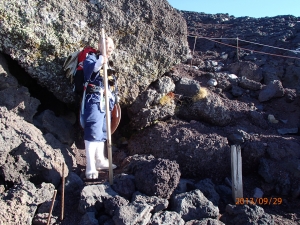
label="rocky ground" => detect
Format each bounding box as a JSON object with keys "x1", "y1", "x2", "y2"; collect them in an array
[
  {"x1": 1, "y1": 4, "x2": 300, "y2": 225},
  {"x1": 71, "y1": 11, "x2": 300, "y2": 225}
]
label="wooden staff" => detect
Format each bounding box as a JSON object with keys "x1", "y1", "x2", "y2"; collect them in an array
[
  {"x1": 60, "y1": 163, "x2": 65, "y2": 221},
  {"x1": 101, "y1": 28, "x2": 113, "y2": 185},
  {"x1": 47, "y1": 190, "x2": 57, "y2": 225}
]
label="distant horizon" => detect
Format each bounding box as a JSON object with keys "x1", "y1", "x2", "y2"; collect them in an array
[{"x1": 167, "y1": 0, "x2": 300, "y2": 18}]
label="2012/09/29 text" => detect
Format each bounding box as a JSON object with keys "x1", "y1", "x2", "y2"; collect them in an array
[{"x1": 235, "y1": 197, "x2": 282, "y2": 205}]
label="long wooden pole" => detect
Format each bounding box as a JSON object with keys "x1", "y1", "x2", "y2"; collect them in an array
[{"x1": 101, "y1": 28, "x2": 113, "y2": 185}]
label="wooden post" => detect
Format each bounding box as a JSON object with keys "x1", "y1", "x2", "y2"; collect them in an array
[
  {"x1": 60, "y1": 163, "x2": 65, "y2": 221},
  {"x1": 236, "y1": 37, "x2": 239, "y2": 61},
  {"x1": 231, "y1": 145, "x2": 243, "y2": 202},
  {"x1": 191, "y1": 36, "x2": 197, "y2": 67},
  {"x1": 47, "y1": 190, "x2": 57, "y2": 225},
  {"x1": 101, "y1": 28, "x2": 113, "y2": 185}
]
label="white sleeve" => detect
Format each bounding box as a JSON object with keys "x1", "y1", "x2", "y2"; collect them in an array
[{"x1": 93, "y1": 55, "x2": 104, "y2": 72}]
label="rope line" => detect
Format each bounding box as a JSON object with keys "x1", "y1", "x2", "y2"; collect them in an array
[
  {"x1": 187, "y1": 34, "x2": 300, "y2": 60},
  {"x1": 239, "y1": 38, "x2": 300, "y2": 53}
]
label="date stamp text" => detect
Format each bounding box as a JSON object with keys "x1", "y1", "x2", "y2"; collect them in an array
[{"x1": 235, "y1": 197, "x2": 282, "y2": 205}]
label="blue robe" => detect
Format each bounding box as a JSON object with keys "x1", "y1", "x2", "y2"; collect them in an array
[{"x1": 82, "y1": 53, "x2": 115, "y2": 142}]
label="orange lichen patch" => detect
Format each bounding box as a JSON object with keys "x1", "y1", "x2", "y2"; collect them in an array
[{"x1": 160, "y1": 92, "x2": 175, "y2": 106}]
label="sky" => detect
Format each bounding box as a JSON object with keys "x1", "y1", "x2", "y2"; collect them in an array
[{"x1": 167, "y1": 0, "x2": 300, "y2": 18}]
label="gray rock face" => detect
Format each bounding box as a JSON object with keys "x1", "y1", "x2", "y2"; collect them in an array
[
  {"x1": 128, "y1": 120, "x2": 231, "y2": 179},
  {"x1": 155, "y1": 76, "x2": 176, "y2": 94},
  {"x1": 0, "y1": 54, "x2": 19, "y2": 90},
  {"x1": 113, "y1": 203, "x2": 153, "y2": 225},
  {"x1": 258, "y1": 157, "x2": 300, "y2": 196},
  {"x1": 0, "y1": 0, "x2": 189, "y2": 105},
  {"x1": 112, "y1": 173, "x2": 136, "y2": 200},
  {"x1": 149, "y1": 211, "x2": 185, "y2": 225},
  {"x1": 178, "y1": 90, "x2": 232, "y2": 126},
  {"x1": 131, "y1": 158, "x2": 181, "y2": 199},
  {"x1": 174, "y1": 178, "x2": 195, "y2": 195},
  {"x1": 239, "y1": 76, "x2": 262, "y2": 91},
  {"x1": 63, "y1": 172, "x2": 85, "y2": 196},
  {"x1": 185, "y1": 219, "x2": 225, "y2": 225},
  {"x1": 130, "y1": 103, "x2": 176, "y2": 129},
  {"x1": 228, "y1": 61, "x2": 263, "y2": 82},
  {"x1": 249, "y1": 111, "x2": 268, "y2": 129},
  {"x1": 0, "y1": 86, "x2": 40, "y2": 123},
  {"x1": 127, "y1": 76, "x2": 177, "y2": 129},
  {"x1": 0, "y1": 107, "x2": 68, "y2": 187},
  {"x1": 127, "y1": 89, "x2": 159, "y2": 117},
  {"x1": 258, "y1": 80, "x2": 285, "y2": 102},
  {"x1": 79, "y1": 212, "x2": 99, "y2": 225},
  {"x1": 0, "y1": 54, "x2": 40, "y2": 123},
  {"x1": 78, "y1": 183, "x2": 118, "y2": 214},
  {"x1": 221, "y1": 204, "x2": 274, "y2": 225},
  {"x1": 103, "y1": 195, "x2": 129, "y2": 217},
  {"x1": 34, "y1": 109, "x2": 75, "y2": 145},
  {"x1": 0, "y1": 181, "x2": 55, "y2": 225},
  {"x1": 195, "y1": 178, "x2": 220, "y2": 206},
  {"x1": 132, "y1": 191, "x2": 169, "y2": 213},
  {"x1": 175, "y1": 77, "x2": 201, "y2": 96},
  {"x1": 33, "y1": 200, "x2": 59, "y2": 225},
  {"x1": 171, "y1": 189, "x2": 219, "y2": 222}
]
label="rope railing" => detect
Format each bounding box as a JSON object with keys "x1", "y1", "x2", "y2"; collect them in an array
[{"x1": 187, "y1": 34, "x2": 300, "y2": 60}]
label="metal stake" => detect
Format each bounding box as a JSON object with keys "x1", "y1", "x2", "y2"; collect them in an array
[
  {"x1": 47, "y1": 190, "x2": 57, "y2": 225},
  {"x1": 60, "y1": 163, "x2": 65, "y2": 221}
]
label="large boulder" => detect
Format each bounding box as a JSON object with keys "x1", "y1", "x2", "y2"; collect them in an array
[
  {"x1": 221, "y1": 204, "x2": 274, "y2": 225},
  {"x1": 128, "y1": 119, "x2": 231, "y2": 179},
  {"x1": 178, "y1": 90, "x2": 232, "y2": 126},
  {"x1": 127, "y1": 76, "x2": 177, "y2": 129},
  {"x1": 171, "y1": 189, "x2": 219, "y2": 222},
  {"x1": 113, "y1": 203, "x2": 153, "y2": 225},
  {"x1": 0, "y1": 106, "x2": 69, "y2": 187},
  {"x1": 0, "y1": 0, "x2": 189, "y2": 106},
  {"x1": 129, "y1": 157, "x2": 181, "y2": 199},
  {"x1": 150, "y1": 211, "x2": 185, "y2": 225},
  {"x1": 78, "y1": 183, "x2": 118, "y2": 214},
  {"x1": 228, "y1": 61, "x2": 263, "y2": 82}
]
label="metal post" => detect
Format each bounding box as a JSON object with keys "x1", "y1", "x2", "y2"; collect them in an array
[
  {"x1": 60, "y1": 163, "x2": 65, "y2": 221},
  {"x1": 101, "y1": 28, "x2": 113, "y2": 185}
]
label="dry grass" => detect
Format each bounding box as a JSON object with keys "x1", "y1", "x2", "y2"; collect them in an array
[
  {"x1": 192, "y1": 87, "x2": 208, "y2": 102},
  {"x1": 159, "y1": 92, "x2": 175, "y2": 106}
]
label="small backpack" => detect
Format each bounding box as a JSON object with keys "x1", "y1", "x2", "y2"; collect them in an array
[
  {"x1": 63, "y1": 46, "x2": 98, "y2": 95},
  {"x1": 63, "y1": 46, "x2": 118, "y2": 97}
]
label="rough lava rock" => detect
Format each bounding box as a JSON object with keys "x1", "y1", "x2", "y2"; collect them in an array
[
  {"x1": 171, "y1": 189, "x2": 219, "y2": 222},
  {"x1": 0, "y1": 106, "x2": 68, "y2": 187},
  {"x1": 0, "y1": 181, "x2": 55, "y2": 225},
  {"x1": 128, "y1": 119, "x2": 231, "y2": 179},
  {"x1": 130, "y1": 157, "x2": 181, "y2": 199},
  {"x1": 0, "y1": 0, "x2": 189, "y2": 105}
]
